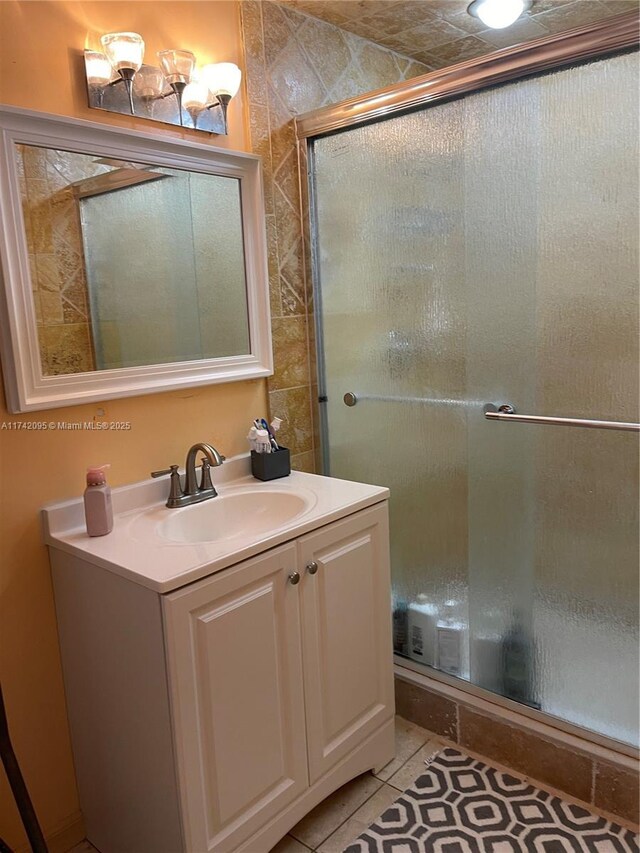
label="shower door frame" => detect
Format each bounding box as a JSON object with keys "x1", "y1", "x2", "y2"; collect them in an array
[
  {"x1": 296, "y1": 11, "x2": 638, "y2": 139},
  {"x1": 295, "y1": 10, "x2": 640, "y2": 760}
]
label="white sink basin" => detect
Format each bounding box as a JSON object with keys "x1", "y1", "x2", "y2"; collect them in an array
[
  {"x1": 42, "y1": 456, "x2": 389, "y2": 591},
  {"x1": 158, "y1": 488, "x2": 312, "y2": 544}
]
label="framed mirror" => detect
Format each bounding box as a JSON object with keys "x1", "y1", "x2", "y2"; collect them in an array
[{"x1": 0, "y1": 106, "x2": 272, "y2": 412}]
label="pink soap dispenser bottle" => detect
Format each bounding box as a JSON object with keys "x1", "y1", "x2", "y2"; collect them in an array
[{"x1": 84, "y1": 464, "x2": 113, "y2": 536}]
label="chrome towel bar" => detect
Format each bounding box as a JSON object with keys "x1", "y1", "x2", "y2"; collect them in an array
[
  {"x1": 343, "y1": 392, "x2": 468, "y2": 407},
  {"x1": 484, "y1": 404, "x2": 640, "y2": 432},
  {"x1": 343, "y1": 394, "x2": 640, "y2": 432}
]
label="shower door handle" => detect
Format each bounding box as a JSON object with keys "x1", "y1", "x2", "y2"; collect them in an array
[{"x1": 484, "y1": 404, "x2": 640, "y2": 432}]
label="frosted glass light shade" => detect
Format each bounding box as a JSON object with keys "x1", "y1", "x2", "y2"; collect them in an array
[
  {"x1": 182, "y1": 81, "x2": 210, "y2": 111},
  {"x1": 201, "y1": 63, "x2": 242, "y2": 98},
  {"x1": 101, "y1": 32, "x2": 145, "y2": 72},
  {"x1": 133, "y1": 66, "x2": 165, "y2": 99},
  {"x1": 157, "y1": 49, "x2": 196, "y2": 85},
  {"x1": 468, "y1": 0, "x2": 525, "y2": 28},
  {"x1": 85, "y1": 51, "x2": 113, "y2": 87}
]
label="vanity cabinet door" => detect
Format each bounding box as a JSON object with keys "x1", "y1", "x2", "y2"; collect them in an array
[
  {"x1": 298, "y1": 503, "x2": 394, "y2": 783},
  {"x1": 163, "y1": 543, "x2": 308, "y2": 853}
]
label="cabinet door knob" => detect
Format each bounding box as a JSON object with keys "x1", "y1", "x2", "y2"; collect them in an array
[
  {"x1": 306, "y1": 561, "x2": 318, "y2": 575},
  {"x1": 288, "y1": 571, "x2": 301, "y2": 585}
]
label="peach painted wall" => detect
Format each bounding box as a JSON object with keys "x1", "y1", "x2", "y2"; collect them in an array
[{"x1": 0, "y1": 3, "x2": 267, "y2": 850}]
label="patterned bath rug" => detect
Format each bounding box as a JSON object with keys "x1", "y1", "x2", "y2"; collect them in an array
[{"x1": 344, "y1": 747, "x2": 639, "y2": 852}]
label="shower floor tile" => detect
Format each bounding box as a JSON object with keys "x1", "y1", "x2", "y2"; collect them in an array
[{"x1": 344, "y1": 746, "x2": 639, "y2": 852}]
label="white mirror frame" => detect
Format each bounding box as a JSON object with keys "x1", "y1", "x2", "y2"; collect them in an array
[{"x1": 0, "y1": 106, "x2": 273, "y2": 413}]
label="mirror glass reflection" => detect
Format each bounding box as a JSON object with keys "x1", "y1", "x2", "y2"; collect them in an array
[{"x1": 15, "y1": 144, "x2": 250, "y2": 376}]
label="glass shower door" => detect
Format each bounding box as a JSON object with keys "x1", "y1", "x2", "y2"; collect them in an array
[{"x1": 311, "y1": 51, "x2": 639, "y2": 746}]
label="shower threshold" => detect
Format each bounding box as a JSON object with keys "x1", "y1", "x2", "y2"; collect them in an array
[{"x1": 394, "y1": 656, "x2": 639, "y2": 761}]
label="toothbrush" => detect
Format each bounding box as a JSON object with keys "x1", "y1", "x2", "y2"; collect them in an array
[{"x1": 260, "y1": 418, "x2": 279, "y2": 450}]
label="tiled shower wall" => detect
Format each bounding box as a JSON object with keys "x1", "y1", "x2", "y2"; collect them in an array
[
  {"x1": 240, "y1": 1, "x2": 428, "y2": 472},
  {"x1": 17, "y1": 145, "x2": 96, "y2": 376}
]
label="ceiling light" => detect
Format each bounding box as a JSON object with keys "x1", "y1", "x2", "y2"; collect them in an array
[{"x1": 467, "y1": 0, "x2": 531, "y2": 29}]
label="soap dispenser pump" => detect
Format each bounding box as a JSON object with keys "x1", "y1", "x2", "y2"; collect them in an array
[{"x1": 84, "y1": 464, "x2": 113, "y2": 537}]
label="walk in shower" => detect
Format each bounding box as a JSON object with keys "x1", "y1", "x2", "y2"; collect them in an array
[{"x1": 301, "y1": 20, "x2": 639, "y2": 749}]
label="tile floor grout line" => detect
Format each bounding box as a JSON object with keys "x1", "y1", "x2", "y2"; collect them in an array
[
  {"x1": 373, "y1": 737, "x2": 429, "y2": 784},
  {"x1": 309, "y1": 781, "x2": 388, "y2": 851},
  {"x1": 312, "y1": 736, "x2": 452, "y2": 847},
  {"x1": 384, "y1": 737, "x2": 445, "y2": 792}
]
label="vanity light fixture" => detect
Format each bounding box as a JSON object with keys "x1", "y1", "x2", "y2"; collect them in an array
[
  {"x1": 83, "y1": 34, "x2": 241, "y2": 135},
  {"x1": 182, "y1": 80, "x2": 210, "y2": 129},
  {"x1": 84, "y1": 51, "x2": 113, "y2": 107},
  {"x1": 100, "y1": 32, "x2": 145, "y2": 113},
  {"x1": 467, "y1": 0, "x2": 532, "y2": 29},
  {"x1": 200, "y1": 62, "x2": 243, "y2": 134},
  {"x1": 157, "y1": 49, "x2": 196, "y2": 126},
  {"x1": 133, "y1": 66, "x2": 166, "y2": 101}
]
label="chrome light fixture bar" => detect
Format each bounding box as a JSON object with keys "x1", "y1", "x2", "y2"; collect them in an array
[{"x1": 83, "y1": 33, "x2": 241, "y2": 136}]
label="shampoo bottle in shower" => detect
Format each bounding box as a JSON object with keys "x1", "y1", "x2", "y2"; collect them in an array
[
  {"x1": 84, "y1": 464, "x2": 113, "y2": 537},
  {"x1": 392, "y1": 597, "x2": 408, "y2": 655},
  {"x1": 436, "y1": 599, "x2": 466, "y2": 676},
  {"x1": 501, "y1": 612, "x2": 540, "y2": 709},
  {"x1": 407, "y1": 594, "x2": 438, "y2": 665}
]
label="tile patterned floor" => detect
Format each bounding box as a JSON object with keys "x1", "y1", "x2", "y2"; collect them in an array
[
  {"x1": 68, "y1": 717, "x2": 639, "y2": 853},
  {"x1": 344, "y1": 747, "x2": 639, "y2": 852},
  {"x1": 273, "y1": 718, "x2": 639, "y2": 853}
]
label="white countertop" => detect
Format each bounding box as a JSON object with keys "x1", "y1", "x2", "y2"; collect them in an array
[{"x1": 41, "y1": 455, "x2": 389, "y2": 593}]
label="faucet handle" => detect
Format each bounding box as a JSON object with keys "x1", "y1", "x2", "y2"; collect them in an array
[
  {"x1": 151, "y1": 464, "x2": 184, "y2": 507},
  {"x1": 199, "y1": 458, "x2": 218, "y2": 496},
  {"x1": 151, "y1": 465, "x2": 179, "y2": 478}
]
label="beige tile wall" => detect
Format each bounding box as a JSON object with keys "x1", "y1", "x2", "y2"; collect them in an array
[
  {"x1": 278, "y1": 0, "x2": 635, "y2": 71},
  {"x1": 240, "y1": 0, "x2": 429, "y2": 472},
  {"x1": 395, "y1": 677, "x2": 640, "y2": 826},
  {"x1": 17, "y1": 145, "x2": 96, "y2": 375}
]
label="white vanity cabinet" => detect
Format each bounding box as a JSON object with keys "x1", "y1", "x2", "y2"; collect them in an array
[{"x1": 50, "y1": 498, "x2": 394, "y2": 853}]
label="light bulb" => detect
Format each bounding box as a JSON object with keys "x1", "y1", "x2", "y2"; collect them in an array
[
  {"x1": 101, "y1": 32, "x2": 145, "y2": 72},
  {"x1": 468, "y1": 0, "x2": 525, "y2": 29},
  {"x1": 200, "y1": 62, "x2": 242, "y2": 98},
  {"x1": 182, "y1": 80, "x2": 210, "y2": 111},
  {"x1": 85, "y1": 51, "x2": 113, "y2": 87}
]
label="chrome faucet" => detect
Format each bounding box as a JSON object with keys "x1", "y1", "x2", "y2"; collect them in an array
[{"x1": 151, "y1": 442, "x2": 225, "y2": 508}]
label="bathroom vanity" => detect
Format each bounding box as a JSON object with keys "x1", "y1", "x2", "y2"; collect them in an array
[{"x1": 43, "y1": 457, "x2": 394, "y2": 853}]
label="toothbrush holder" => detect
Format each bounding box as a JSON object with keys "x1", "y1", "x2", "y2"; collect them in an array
[{"x1": 251, "y1": 446, "x2": 291, "y2": 481}]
